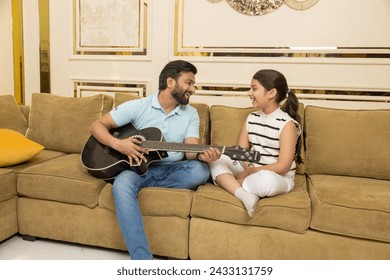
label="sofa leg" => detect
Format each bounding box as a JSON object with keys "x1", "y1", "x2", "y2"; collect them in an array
[{"x1": 22, "y1": 235, "x2": 37, "y2": 242}]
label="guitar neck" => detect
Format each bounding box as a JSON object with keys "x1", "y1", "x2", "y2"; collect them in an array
[{"x1": 140, "y1": 140, "x2": 225, "y2": 153}]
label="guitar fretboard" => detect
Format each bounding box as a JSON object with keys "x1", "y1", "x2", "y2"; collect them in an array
[{"x1": 140, "y1": 140, "x2": 225, "y2": 153}]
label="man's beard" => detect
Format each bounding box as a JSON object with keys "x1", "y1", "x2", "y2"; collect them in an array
[{"x1": 171, "y1": 85, "x2": 190, "y2": 105}]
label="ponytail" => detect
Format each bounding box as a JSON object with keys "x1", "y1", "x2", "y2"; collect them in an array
[{"x1": 281, "y1": 90, "x2": 303, "y2": 164}]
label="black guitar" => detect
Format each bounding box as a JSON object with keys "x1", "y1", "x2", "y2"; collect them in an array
[{"x1": 81, "y1": 123, "x2": 261, "y2": 180}]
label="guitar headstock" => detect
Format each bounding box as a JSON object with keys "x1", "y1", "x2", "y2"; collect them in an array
[{"x1": 224, "y1": 146, "x2": 261, "y2": 163}]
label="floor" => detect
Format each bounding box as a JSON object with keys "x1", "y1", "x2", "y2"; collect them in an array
[
  {"x1": 1, "y1": 235, "x2": 388, "y2": 279},
  {"x1": 0, "y1": 234, "x2": 130, "y2": 260}
]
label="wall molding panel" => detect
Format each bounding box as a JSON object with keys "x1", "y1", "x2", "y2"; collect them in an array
[
  {"x1": 71, "y1": 78, "x2": 149, "y2": 99},
  {"x1": 71, "y1": 0, "x2": 150, "y2": 59},
  {"x1": 191, "y1": 83, "x2": 390, "y2": 109},
  {"x1": 173, "y1": 0, "x2": 390, "y2": 63}
]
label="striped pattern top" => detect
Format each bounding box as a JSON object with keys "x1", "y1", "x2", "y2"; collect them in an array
[{"x1": 246, "y1": 107, "x2": 301, "y2": 177}]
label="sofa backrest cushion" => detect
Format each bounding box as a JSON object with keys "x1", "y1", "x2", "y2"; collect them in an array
[
  {"x1": 26, "y1": 93, "x2": 113, "y2": 154},
  {"x1": 189, "y1": 102, "x2": 210, "y2": 145},
  {"x1": 305, "y1": 106, "x2": 390, "y2": 180},
  {"x1": 0, "y1": 94, "x2": 28, "y2": 135},
  {"x1": 114, "y1": 92, "x2": 141, "y2": 107},
  {"x1": 210, "y1": 106, "x2": 256, "y2": 147}
]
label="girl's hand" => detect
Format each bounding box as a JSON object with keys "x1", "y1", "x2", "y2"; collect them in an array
[{"x1": 235, "y1": 164, "x2": 257, "y2": 180}]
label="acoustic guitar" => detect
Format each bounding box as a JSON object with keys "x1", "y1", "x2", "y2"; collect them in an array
[{"x1": 81, "y1": 123, "x2": 261, "y2": 180}]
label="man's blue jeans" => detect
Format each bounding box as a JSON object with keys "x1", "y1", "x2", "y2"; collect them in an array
[{"x1": 112, "y1": 160, "x2": 210, "y2": 260}]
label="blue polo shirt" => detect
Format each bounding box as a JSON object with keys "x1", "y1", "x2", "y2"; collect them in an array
[{"x1": 110, "y1": 91, "x2": 200, "y2": 162}]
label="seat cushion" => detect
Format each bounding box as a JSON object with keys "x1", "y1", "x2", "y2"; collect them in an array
[
  {"x1": 99, "y1": 184, "x2": 194, "y2": 218},
  {"x1": 191, "y1": 174, "x2": 310, "y2": 233},
  {"x1": 9, "y1": 150, "x2": 66, "y2": 174},
  {"x1": 17, "y1": 154, "x2": 107, "y2": 208},
  {"x1": 0, "y1": 169, "x2": 16, "y2": 202},
  {"x1": 308, "y1": 174, "x2": 390, "y2": 243}
]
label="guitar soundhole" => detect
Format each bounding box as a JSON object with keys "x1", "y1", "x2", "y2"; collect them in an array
[{"x1": 130, "y1": 135, "x2": 146, "y2": 142}]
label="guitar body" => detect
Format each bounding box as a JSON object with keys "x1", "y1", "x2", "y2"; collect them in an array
[{"x1": 81, "y1": 123, "x2": 168, "y2": 179}]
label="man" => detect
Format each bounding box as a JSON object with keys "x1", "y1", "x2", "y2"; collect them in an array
[{"x1": 89, "y1": 60, "x2": 219, "y2": 259}]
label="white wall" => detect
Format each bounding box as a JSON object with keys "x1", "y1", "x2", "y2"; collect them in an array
[
  {"x1": 0, "y1": 0, "x2": 14, "y2": 94},
  {"x1": 2, "y1": 0, "x2": 390, "y2": 109}
]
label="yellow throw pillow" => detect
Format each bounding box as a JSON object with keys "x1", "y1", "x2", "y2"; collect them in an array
[{"x1": 0, "y1": 129, "x2": 44, "y2": 167}]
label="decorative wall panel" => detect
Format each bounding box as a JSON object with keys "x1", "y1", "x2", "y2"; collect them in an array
[
  {"x1": 191, "y1": 84, "x2": 390, "y2": 108},
  {"x1": 285, "y1": 0, "x2": 319, "y2": 10},
  {"x1": 174, "y1": 0, "x2": 390, "y2": 59},
  {"x1": 72, "y1": 79, "x2": 148, "y2": 99},
  {"x1": 39, "y1": 0, "x2": 50, "y2": 93},
  {"x1": 73, "y1": 0, "x2": 148, "y2": 56}
]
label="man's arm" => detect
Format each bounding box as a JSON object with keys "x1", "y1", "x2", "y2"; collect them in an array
[{"x1": 89, "y1": 113, "x2": 148, "y2": 166}]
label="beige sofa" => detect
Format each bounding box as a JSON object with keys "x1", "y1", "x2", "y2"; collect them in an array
[{"x1": 0, "y1": 93, "x2": 389, "y2": 259}]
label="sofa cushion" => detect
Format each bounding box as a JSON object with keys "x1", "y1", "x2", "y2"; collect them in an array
[
  {"x1": 0, "y1": 129, "x2": 44, "y2": 167},
  {"x1": 18, "y1": 104, "x2": 30, "y2": 120},
  {"x1": 189, "y1": 102, "x2": 209, "y2": 145},
  {"x1": 0, "y1": 169, "x2": 16, "y2": 202},
  {"x1": 17, "y1": 154, "x2": 107, "y2": 208},
  {"x1": 26, "y1": 93, "x2": 113, "y2": 154},
  {"x1": 99, "y1": 184, "x2": 194, "y2": 218},
  {"x1": 191, "y1": 174, "x2": 310, "y2": 233},
  {"x1": 0, "y1": 169, "x2": 18, "y2": 242},
  {"x1": 9, "y1": 150, "x2": 66, "y2": 174},
  {"x1": 210, "y1": 106, "x2": 256, "y2": 147},
  {"x1": 0, "y1": 95, "x2": 28, "y2": 134},
  {"x1": 308, "y1": 174, "x2": 390, "y2": 243},
  {"x1": 305, "y1": 106, "x2": 390, "y2": 180},
  {"x1": 114, "y1": 92, "x2": 141, "y2": 107}
]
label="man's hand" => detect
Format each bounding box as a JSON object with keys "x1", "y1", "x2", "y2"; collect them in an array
[
  {"x1": 197, "y1": 147, "x2": 221, "y2": 163},
  {"x1": 111, "y1": 137, "x2": 149, "y2": 166}
]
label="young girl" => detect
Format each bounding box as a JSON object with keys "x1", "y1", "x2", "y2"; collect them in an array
[{"x1": 209, "y1": 69, "x2": 303, "y2": 217}]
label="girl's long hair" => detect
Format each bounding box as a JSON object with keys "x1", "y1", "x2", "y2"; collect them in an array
[{"x1": 252, "y1": 69, "x2": 303, "y2": 164}]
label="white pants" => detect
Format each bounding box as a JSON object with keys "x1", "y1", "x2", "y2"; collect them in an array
[{"x1": 209, "y1": 154, "x2": 294, "y2": 198}]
